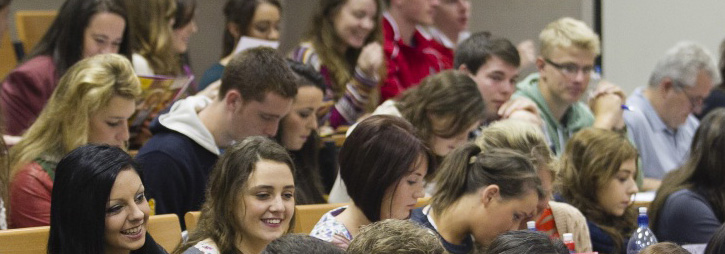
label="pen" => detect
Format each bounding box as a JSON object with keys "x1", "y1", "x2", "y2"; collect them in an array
[{"x1": 621, "y1": 105, "x2": 635, "y2": 111}]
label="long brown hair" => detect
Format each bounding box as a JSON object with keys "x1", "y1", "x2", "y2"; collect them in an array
[
  {"x1": 649, "y1": 108, "x2": 725, "y2": 232},
  {"x1": 303, "y1": 0, "x2": 384, "y2": 100},
  {"x1": 127, "y1": 0, "x2": 180, "y2": 75},
  {"x1": 174, "y1": 137, "x2": 296, "y2": 254},
  {"x1": 557, "y1": 128, "x2": 638, "y2": 253},
  {"x1": 397, "y1": 70, "x2": 485, "y2": 143}
]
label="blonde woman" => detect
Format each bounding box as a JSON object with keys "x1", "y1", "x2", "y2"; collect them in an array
[
  {"x1": 127, "y1": 0, "x2": 179, "y2": 76},
  {"x1": 8, "y1": 54, "x2": 141, "y2": 228},
  {"x1": 476, "y1": 119, "x2": 592, "y2": 253}
]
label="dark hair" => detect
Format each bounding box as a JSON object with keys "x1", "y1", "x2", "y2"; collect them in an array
[
  {"x1": 275, "y1": 60, "x2": 327, "y2": 204},
  {"x1": 48, "y1": 145, "x2": 158, "y2": 254},
  {"x1": 219, "y1": 47, "x2": 298, "y2": 101},
  {"x1": 0, "y1": 0, "x2": 11, "y2": 9},
  {"x1": 176, "y1": 136, "x2": 296, "y2": 254},
  {"x1": 347, "y1": 219, "x2": 445, "y2": 254},
  {"x1": 303, "y1": 0, "x2": 384, "y2": 99},
  {"x1": 397, "y1": 70, "x2": 486, "y2": 142},
  {"x1": 650, "y1": 108, "x2": 725, "y2": 231},
  {"x1": 172, "y1": 0, "x2": 196, "y2": 30},
  {"x1": 431, "y1": 144, "x2": 543, "y2": 214},
  {"x1": 454, "y1": 32, "x2": 520, "y2": 73},
  {"x1": 485, "y1": 230, "x2": 569, "y2": 254},
  {"x1": 262, "y1": 234, "x2": 344, "y2": 254},
  {"x1": 25, "y1": 0, "x2": 130, "y2": 76},
  {"x1": 222, "y1": 0, "x2": 281, "y2": 57},
  {"x1": 557, "y1": 128, "x2": 638, "y2": 253},
  {"x1": 706, "y1": 224, "x2": 725, "y2": 254},
  {"x1": 340, "y1": 115, "x2": 434, "y2": 222}
]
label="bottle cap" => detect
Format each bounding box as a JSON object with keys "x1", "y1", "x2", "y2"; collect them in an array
[
  {"x1": 639, "y1": 207, "x2": 647, "y2": 214},
  {"x1": 562, "y1": 233, "x2": 574, "y2": 242},
  {"x1": 527, "y1": 221, "x2": 536, "y2": 229}
]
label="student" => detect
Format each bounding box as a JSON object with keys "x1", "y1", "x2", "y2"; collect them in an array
[
  {"x1": 514, "y1": 17, "x2": 627, "y2": 156},
  {"x1": 1, "y1": 0, "x2": 130, "y2": 136},
  {"x1": 127, "y1": 0, "x2": 179, "y2": 76},
  {"x1": 197, "y1": 0, "x2": 282, "y2": 91},
  {"x1": 649, "y1": 108, "x2": 725, "y2": 245},
  {"x1": 347, "y1": 219, "x2": 445, "y2": 254},
  {"x1": 136, "y1": 47, "x2": 297, "y2": 229},
  {"x1": 8, "y1": 54, "x2": 140, "y2": 228},
  {"x1": 174, "y1": 137, "x2": 295, "y2": 254},
  {"x1": 380, "y1": 0, "x2": 450, "y2": 101},
  {"x1": 327, "y1": 70, "x2": 484, "y2": 203},
  {"x1": 289, "y1": 0, "x2": 384, "y2": 128},
  {"x1": 475, "y1": 119, "x2": 592, "y2": 253},
  {"x1": 47, "y1": 145, "x2": 165, "y2": 254},
  {"x1": 558, "y1": 128, "x2": 639, "y2": 254},
  {"x1": 310, "y1": 115, "x2": 434, "y2": 250},
  {"x1": 427, "y1": 0, "x2": 470, "y2": 52},
  {"x1": 274, "y1": 60, "x2": 326, "y2": 204},
  {"x1": 485, "y1": 230, "x2": 569, "y2": 254},
  {"x1": 0, "y1": 0, "x2": 11, "y2": 231},
  {"x1": 171, "y1": 0, "x2": 198, "y2": 78},
  {"x1": 410, "y1": 145, "x2": 543, "y2": 254},
  {"x1": 455, "y1": 32, "x2": 541, "y2": 125},
  {"x1": 262, "y1": 234, "x2": 344, "y2": 254}
]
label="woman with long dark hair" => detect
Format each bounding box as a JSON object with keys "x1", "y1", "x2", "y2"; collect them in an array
[{"x1": 47, "y1": 145, "x2": 165, "y2": 253}]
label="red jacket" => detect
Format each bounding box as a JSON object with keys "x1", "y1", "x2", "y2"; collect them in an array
[
  {"x1": 9, "y1": 161, "x2": 53, "y2": 228},
  {"x1": 1, "y1": 56, "x2": 59, "y2": 136},
  {"x1": 380, "y1": 13, "x2": 451, "y2": 101}
]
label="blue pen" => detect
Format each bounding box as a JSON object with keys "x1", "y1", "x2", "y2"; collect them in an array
[{"x1": 621, "y1": 105, "x2": 635, "y2": 111}]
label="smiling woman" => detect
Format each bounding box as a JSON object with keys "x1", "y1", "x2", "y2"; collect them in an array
[
  {"x1": 47, "y1": 145, "x2": 165, "y2": 254},
  {"x1": 175, "y1": 136, "x2": 296, "y2": 254},
  {"x1": 8, "y1": 54, "x2": 141, "y2": 229}
]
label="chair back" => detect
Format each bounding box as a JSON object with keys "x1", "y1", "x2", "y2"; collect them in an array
[
  {"x1": 292, "y1": 203, "x2": 345, "y2": 234},
  {"x1": 184, "y1": 211, "x2": 201, "y2": 232},
  {"x1": 147, "y1": 214, "x2": 182, "y2": 252},
  {"x1": 0, "y1": 30, "x2": 17, "y2": 78},
  {"x1": 15, "y1": 10, "x2": 57, "y2": 53},
  {"x1": 0, "y1": 226, "x2": 50, "y2": 253}
]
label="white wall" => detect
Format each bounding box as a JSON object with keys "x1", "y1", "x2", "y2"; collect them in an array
[{"x1": 602, "y1": 0, "x2": 725, "y2": 94}]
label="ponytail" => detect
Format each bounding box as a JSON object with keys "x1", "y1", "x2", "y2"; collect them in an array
[{"x1": 431, "y1": 145, "x2": 542, "y2": 214}]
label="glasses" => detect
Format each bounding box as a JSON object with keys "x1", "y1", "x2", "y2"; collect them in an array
[
  {"x1": 679, "y1": 88, "x2": 705, "y2": 112},
  {"x1": 544, "y1": 58, "x2": 594, "y2": 78}
]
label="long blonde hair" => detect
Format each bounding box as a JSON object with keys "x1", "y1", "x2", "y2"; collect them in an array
[
  {"x1": 127, "y1": 0, "x2": 179, "y2": 75},
  {"x1": 9, "y1": 54, "x2": 141, "y2": 178}
]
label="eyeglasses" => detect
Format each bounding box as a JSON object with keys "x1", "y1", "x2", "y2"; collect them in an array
[
  {"x1": 544, "y1": 58, "x2": 594, "y2": 78},
  {"x1": 679, "y1": 88, "x2": 705, "y2": 112}
]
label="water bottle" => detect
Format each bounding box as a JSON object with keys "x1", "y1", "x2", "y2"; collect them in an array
[
  {"x1": 626, "y1": 207, "x2": 658, "y2": 254},
  {"x1": 526, "y1": 221, "x2": 537, "y2": 231},
  {"x1": 562, "y1": 233, "x2": 575, "y2": 253}
]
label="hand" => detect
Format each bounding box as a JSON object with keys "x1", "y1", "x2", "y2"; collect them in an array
[
  {"x1": 357, "y1": 42, "x2": 384, "y2": 77},
  {"x1": 198, "y1": 80, "x2": 221, "y2": 101},
  {"x1": 498, "y1": 97, "x2": 539, "y2": 118},
  {"x1": 516, "y1": 40, "x2": 536, "y2": 69},
  {"x1": 589, "y1": 80, "x2": 626, "y2": 130}
]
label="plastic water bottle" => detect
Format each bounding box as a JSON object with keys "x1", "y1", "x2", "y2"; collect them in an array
[
  {"x1": 527, "y1": 221, "x2": 537, "y2": 231},
  {"x1": 562, "y1": 233, "x2": 575, "y2": 253},
  {"x1": 626, "y1": 207, "x2": 658, "y2": 254}
]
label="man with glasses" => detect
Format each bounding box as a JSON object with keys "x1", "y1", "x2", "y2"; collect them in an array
[
  {"x1": 624, "y1": 41, "x2": 720, "y2": 190},
  {"x1": 514, "y1": 17, "x2": 625, "y2": 156}
]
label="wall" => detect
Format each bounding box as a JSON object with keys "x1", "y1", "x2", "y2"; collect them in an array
[{"x1": 602, "y1": 0, "x2": 725, "y2": 94}]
